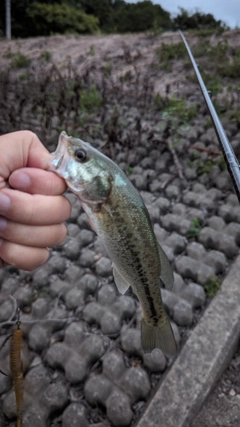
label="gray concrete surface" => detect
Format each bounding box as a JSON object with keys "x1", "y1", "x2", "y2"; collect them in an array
[
  {"x1": 136, "y1": 255, "x2": 240, "y2": 427},
  {"x1": 193, "y1": 378, "x2": 240, "y2": 426}
]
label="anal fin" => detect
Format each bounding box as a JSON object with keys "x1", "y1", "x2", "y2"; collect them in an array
[
  {"x1": 158, "y1": 243, "x2": 174, "y2": 290},
  {"x1": 113, "y1": 265, "x2": 130, "y2": 294}
]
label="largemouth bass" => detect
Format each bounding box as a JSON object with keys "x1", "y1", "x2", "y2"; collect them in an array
[{"x1": 49, "y1": 131, "x2": 177, "y2": 355}]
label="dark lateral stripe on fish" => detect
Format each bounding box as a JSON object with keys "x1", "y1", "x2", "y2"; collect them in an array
[{"x1": 109, "y1": 203, "x2": 159, "y2": 321}]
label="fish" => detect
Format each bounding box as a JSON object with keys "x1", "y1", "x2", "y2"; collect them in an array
[{"x1": 49, "y1": 131, "x2": 177, "y2": 355}]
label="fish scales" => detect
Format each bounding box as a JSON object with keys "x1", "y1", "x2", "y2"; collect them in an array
[
  {"x1": 87, "y1": 194, "x2": 163, "y2": 322},
  {"x1": 49, "y1": 131, "x2": 177, "y2": 355}
]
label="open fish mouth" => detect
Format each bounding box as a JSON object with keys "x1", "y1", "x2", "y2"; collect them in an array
[
  {"x1": 49, "y1": 131, "x2": 69, "y2": 175},
  {"x1": 52, "y1": 153, "x2": 64, "y2": 170}
]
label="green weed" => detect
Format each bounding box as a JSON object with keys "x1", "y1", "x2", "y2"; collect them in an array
[
  {"x1": 11, "y1": 52, "x2": 31, "y2": 68},
  {"x1": 227, "y1": 109, "x2": 240, "y2": 127},
  {"x1": 192, "y1": 28, "x2": 222, "y2": 38},
  {"x1": 204, "y1": 118, "x2": 213, "y2": 129},
  {"x1": 19, "y1": 73, "x2": 27, "y2": 80},
  {"x1": 209, "y1": 40, "x2": 228, "y2": 60},
  {"x1": 156, "y1": 42, "x2": 187, "y2": 70},
  {"x1": 187, "y1": 71, "x2": 221, "y2": 96},
  {"x1": 192, "y1": 40, "x2": 210, "y2": 58},
  {"x1": 3, "y1": 47, "x2": 14, "y2": 59},
  {"x1": 125, "y1": 166, "x2": 133, "y2": 175},
  {"x1": 192, "y1": 39, "x2": 228, "y2": 60},
  {"x1": 104, "y1": 62, "x2": 112, "y2": 75},
  {"x1": 155, "y1": 97, "x2": 198, "y2": 142},
  {"x1": 78, "y1": 112, "x2": 89, "y2": 127},
  {"x1": 120, "y1": 70, "x2": 132, "y2": 82},
  {"x1": 92, "y1": 124, "x2": 104, "y2": 137},
  {"x1": 204, "y1": 275, "x2": 221, "y2": 297},
  {"x1": 196, "y1": 159, "x2": 215, "y2": 175},
  {"x1": 161, "y1": 98, "x2": 198, "y2": 124},
  {"x1": 79, "y1": 86, "x2": 102, "y2": 113},
  {"x1": 186, "y1": 218, "x2": 201, "y2": 240},
  {"x1": 189, "y1": 156, "x2": 227, "y2": 174},
  {"x1": 218, "y1": 59, "x2": 240, "y2": 78},
  {"x1": 204, "y1": 75, "x2": 221, "y2": 96},
  {"x1": 153, "y1": 93, "x2": 165, "y2": 110},
  {"x1": 218, "y1": 156, "x2": 227, "y2": 171},
  {"x1": 87, "y1": 45, "x2": 95, "y2": 56},
  {"x1": 40, "y1": 50, "x2": 51, "y2": 62}
]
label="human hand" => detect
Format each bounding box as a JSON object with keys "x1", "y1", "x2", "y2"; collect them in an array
[{"x1": 0, "y1": 131, "x2": 71, "y2": 270}]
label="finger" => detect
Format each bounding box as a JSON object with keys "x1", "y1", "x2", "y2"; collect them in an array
[
  {"x1": 0, "y1": 189, "x2": 71, "y2": 225},
  {"x1": 9, "y1": 168, "x2": 67, "y2": 195},
  {"x1": 0, "y1": 217, "x2": 67, "y2": 248},
  {"x1": 0, "y1": 239, "x2": 49, "y2": 271},
  {"x1": 0, "y1": 131, "x2": 52, "y2": 179}
]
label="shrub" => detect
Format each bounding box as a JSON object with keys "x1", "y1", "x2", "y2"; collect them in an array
[
  {"x1": 218, "y1": 60, "x2": 240, "y2": 78},
  {"x1": 27, "y1": 2, "x2": 99, "y2": 35},
  {"x1": 40, "y1": 50, "x2": 51, "y2": 62},
  {"x1": 79, "y1": 86, "x2": 102, "y2": 113},
  {"x1": 156, "y1": 42, "x2": 187, "y2": 70},
  {"x1": 11, "y1": 52, "x2": 31, "y2": 68}
]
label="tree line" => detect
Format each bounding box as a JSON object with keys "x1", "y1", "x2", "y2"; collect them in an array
[{"x1": 0, "y1": 1, "x2": 228, "y2": 38}]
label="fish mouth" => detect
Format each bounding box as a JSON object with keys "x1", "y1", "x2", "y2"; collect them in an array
[
  {"x1": 52, "y1": 153, "x2": 64, "y2": 170},
  {"x1": 49, "y1": 131, "x2": 69, "y2": 175}
]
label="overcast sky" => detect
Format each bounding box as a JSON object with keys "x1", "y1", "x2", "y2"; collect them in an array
[{"x1": 127, "y1": 0, "x2": 240, "y2": 28}]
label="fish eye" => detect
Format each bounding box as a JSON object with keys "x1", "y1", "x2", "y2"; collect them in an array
[{"x1": 75, "y1": 149, "x2": 87, "y2": 162}]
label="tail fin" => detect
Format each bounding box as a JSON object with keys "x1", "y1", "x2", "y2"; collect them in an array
[{"x1": 141, "y1": 318, "x2": 177, "y2": 356}]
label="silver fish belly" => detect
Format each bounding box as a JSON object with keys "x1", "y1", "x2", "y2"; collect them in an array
[{"x1": 49, "y1": 131, "x2": 177, "y2": 355}]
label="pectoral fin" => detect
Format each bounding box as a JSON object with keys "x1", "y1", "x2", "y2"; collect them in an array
[
  {"x1": 158, "y1": 243, "x2": 174, "y2": 290},
  {"x1": 113, "y1": 265, "x2": 130, "y2": 294}
]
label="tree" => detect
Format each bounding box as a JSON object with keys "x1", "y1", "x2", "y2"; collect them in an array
[
  {"x1": 0, "y1": 1, "x2": 99, "y2": 37},
  {"x1": 113, "y1": 1, "x2": 171, "y2": 33},
  {"x1": 27, "y1": 3, "x2": 99, "y2": 36},
  {"x1": 173, "y1": 7, "x2": 228, "y2": 31},
  {"x1": 76, "y1": 0, "x2": 113, "y2": 31},
  {"x1": 0, "y1": 1, "x2": 227, "y2": 38}
]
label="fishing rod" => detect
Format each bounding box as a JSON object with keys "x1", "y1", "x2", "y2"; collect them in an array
[{"x1": 179, "y1": 30, "x2": 240, "y2": 203}]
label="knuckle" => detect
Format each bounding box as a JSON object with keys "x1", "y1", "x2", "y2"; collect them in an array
[
  {"x1": 35, "y1": 248, "x2": 49, "y2": 269},
  {"x1": 62, "y1": 197, "x2": 72, "y2": 220},
  {"x1": 2, "y1": 242, "x2": 18, "y2": 267},
  {"x1": 56, "y1": 224, "x2": 67, "y2": 245},
  {"x1": 0, "y1": 239, "x2": 49, "y2": 270},
  {"x1": 20, "y1": 130, "x2": 39, "y2": 142},
  {"x1": 27, "y1": 197, "x2": 36, "y2": 224}
]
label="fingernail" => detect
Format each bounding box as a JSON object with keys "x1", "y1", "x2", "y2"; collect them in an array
[
  {"x1": 14, "y1": 172, "x2": 31, "y2": 189},
  {"x1": 0, "y1": 193, "x2": 11, "y2": 212},
  {"x1": 0, "y1": 217, "x2": 6, "y2": 231}
]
